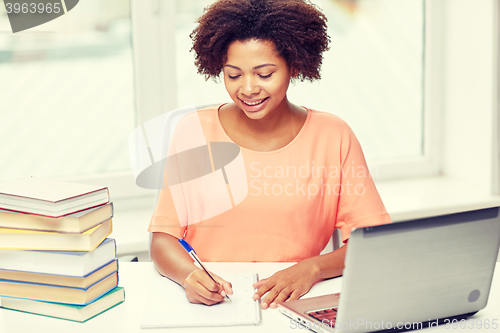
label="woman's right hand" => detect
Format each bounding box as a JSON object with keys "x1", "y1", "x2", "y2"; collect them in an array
[{"x1": 182, "y1": 269, "x2": 233, "y2": 305}]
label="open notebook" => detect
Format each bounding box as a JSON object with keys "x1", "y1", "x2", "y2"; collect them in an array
[{"x1": 141, "y1": 272, "x2": 261, "y2": 328}]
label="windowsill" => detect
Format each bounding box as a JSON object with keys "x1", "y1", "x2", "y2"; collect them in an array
[
  {"x1": 376, "y1": 176, "x2": 500, "y2": 222},
  {"x1": 112, "y1": 176, "x2": 500, "y2": 257}
]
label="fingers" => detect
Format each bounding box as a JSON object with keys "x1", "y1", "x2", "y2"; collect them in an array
[
  {"x1": 261, "y1": 287, "x2": 281, "y2": 309},
  {"x1": 262, "y1": 286, "x2": 304, "y2": 309},
  {"x1": 252, "y1": 278, "x2": 282, "y2": 309},
  {"x1": 268, "y1": 287, "x2": 292, "y2": 309},
  {"x1": 186, "y1": 288, "x2": 223, "y2": 306},
  {"x1": 252, "y1": 272, "x2": 311, "y2": 310},
  {"x1": 183, "y1": 269, "x2": 226, "y2": 305},
  {"x1": 213, "y1": 273, "x2": 233, "y2": 296},
  {"x1": 270, "y1": 289, "x2": 301, "y2": 308},
  {"x1": 252, "y1": 278, "x2": 271, "y2": 301},
  {"x1": 252, "y1": 279, "x2": 267, "y2": 290}
]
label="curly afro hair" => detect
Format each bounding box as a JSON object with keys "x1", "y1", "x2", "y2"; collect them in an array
[{"x1": 190, "y1": 0, "x2": 330, "y2": 82}]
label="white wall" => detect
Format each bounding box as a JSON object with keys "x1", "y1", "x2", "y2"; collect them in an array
[{"x1": 442, "y1": 0, "x2": 498, "y2": 194}]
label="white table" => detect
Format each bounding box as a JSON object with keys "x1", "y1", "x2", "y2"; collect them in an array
[{"x1": 0, "y1": 262, "x2": 499, "y2": 333}]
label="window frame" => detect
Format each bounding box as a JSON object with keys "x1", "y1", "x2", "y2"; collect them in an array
[
  {"x1": 64, "y1": 0, "x2": 178, "y2": 202},
  {"x1": 370, "y1": 0, "x2": 443, "y2": 180}
]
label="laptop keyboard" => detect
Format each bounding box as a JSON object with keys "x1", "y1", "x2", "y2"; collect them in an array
[{"x1": 307, "y1": 308, "x2": 337, "y2": 324}]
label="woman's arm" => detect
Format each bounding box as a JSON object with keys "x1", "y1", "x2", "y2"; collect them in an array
[
  {"x1": 252, "y1": 243, "x2": 347, "y2": 309},
  {"x1": 150, "y1": 232, "x2": 233, "y2": 305}
]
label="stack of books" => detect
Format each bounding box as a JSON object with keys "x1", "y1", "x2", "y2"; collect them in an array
[{"x1": 0, "y1": 177, "x2": 125, "y2": 322}]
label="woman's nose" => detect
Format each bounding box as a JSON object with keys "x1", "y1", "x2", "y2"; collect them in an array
[{"x1": 241, "y1": 76, "x2": 260, "y2": 96}]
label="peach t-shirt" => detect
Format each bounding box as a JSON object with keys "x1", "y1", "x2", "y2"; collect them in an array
[{"x1": 148, "y1": 105, "x2": 391, "y2": 262}]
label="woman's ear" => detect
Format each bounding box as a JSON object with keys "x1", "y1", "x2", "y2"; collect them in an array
[{"x1": 291, "y1": 68, "x2": 300, "y2": 78}]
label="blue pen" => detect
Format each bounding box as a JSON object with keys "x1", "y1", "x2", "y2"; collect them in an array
[{"x1": 179, "y1": 238, "x2": 231, "y2": 302}]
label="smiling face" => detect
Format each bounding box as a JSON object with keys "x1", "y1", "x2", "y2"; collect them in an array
[{"x1": 223, "y1": 39, "x2": 293, "y2": 120}]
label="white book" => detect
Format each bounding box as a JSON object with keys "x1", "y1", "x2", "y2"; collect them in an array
[
  {"x1": 141, "y1": 272, "x2": 261, "y2": 328},
  {"x1": 0, "y1": 177, "x2": 109, "y2": 217},
  {"x1": 0, "y1": 238, "x2": 116, "y2": 277}
]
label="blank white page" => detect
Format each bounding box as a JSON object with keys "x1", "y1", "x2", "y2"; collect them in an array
[{"x1": 141, "y1": 273, "x2": 261, "y2": 328}]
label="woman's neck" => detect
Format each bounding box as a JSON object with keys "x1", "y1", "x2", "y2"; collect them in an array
[
  {"x1": 236, "y1": 98, "x2": 302, "y2": 138},
  {"x1": 219, "y1": 98, "x2": 308, "y2": 152}
]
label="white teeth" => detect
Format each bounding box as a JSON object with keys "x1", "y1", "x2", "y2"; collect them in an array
[{"x1": 242, "y1": 99, "x2": 265, "y2": 106}]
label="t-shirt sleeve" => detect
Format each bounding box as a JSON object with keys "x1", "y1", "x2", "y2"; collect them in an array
[
  {"x1": 148, "y1": 118, "x2": 188, "y2": 238},
  {"x1": 148, "y1": 171, "x2": 187, "y2": 239},
  {"x1": 148, "y1": 110, "x2": 208, "y2": 238},
  {"x1": 335, "y1": 124, "x2": 392, "y2": 243}
]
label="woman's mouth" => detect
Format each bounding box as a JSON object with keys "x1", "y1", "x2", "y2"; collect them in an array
[
  {"x1": 239, "y1": 97, "x2": 269, "y2": 113},
  {"x1": 241, "y1": 97, "x2": 268, "y2": 106}
]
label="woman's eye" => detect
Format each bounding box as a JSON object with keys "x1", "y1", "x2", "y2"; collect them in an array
[
  {"x1": 259, "y1": 73, "x2": 273, "y2": 79},
  {"x1": 228, "y1": 75, "x2": 240, "y2": 79}
]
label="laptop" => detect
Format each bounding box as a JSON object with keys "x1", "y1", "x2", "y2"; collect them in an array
[{"x1": 279, "y1": 207, "x2": 500, "y2": 333}]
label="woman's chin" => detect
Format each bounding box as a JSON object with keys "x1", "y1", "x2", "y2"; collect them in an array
[{"x1": 241, "y1": 109, "x2": 269, "y2": 121}]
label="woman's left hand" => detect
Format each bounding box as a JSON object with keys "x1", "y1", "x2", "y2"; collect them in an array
[{"x1": 252, "y1": 261, "x2": 319, "y2": 309}]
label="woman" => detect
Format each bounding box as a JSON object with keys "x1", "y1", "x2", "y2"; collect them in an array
[{"x1": 149, "y1": 0, "x2": 391, "y2": 310}]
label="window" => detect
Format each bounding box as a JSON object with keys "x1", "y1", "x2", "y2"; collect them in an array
[{"x1": 0, "y1": 0, "x2": 135, "y2": 185}]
